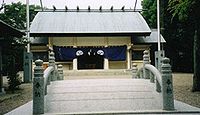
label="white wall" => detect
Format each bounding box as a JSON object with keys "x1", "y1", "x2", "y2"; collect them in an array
[
  {"x1": 109, "y1": 61, "x2": 126, "y2": 69},
  {"x1": 51, "y1": 37, "x2": 74, "y2": 46}
]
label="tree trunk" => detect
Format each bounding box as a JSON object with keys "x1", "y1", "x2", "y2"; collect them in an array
[
  {"x1": 0, "y1": 46, "x2": 2, "y2": 93},
  {"x1": 192, "y1": 29, "x2": 200, "y2": 91}
]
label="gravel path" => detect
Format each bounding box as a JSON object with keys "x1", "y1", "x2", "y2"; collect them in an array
[{"x1": 0, "y1": 73, "x2": 199, "y2": 114}]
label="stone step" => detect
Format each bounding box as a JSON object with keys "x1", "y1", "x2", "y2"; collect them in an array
[
  {"x1": 46, "y1": 79, "x2": 163, "y2": 114},
  {"x1": 44, "y1": 110, "x2": 200, "y2": 115},
  {"x1": 51, "y1": 79, "x2": 151, "y2": 86},
  {"x1": 64, "y1": 69, "x2": 133, "y2": 77}
]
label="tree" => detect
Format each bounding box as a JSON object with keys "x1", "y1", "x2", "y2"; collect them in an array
[
  {"x1": 168, "y1": 0, "x2": 200, "y2": 91},
  {"x1": 0, "y1": 2, "x2": 40, "y2": 91},
  {"x1": 1, "y1": 36, "x2": 27, "y2": 92},
  {"x1": 0, "y1": 2, "x2": 40, "y2": 30},
  {"x1": 142, "y1": 0, "x2": 157, "y2": 28},
  {"x1": 142, "y1": 0, "x2": 195, "y2": 73}
]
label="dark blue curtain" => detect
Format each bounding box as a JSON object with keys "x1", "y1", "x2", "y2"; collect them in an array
[
  {"x1": 104, "y1": 46, "x2": 126, "y2": 61},
  {"x1": 53, "y1": 46, "x2": 76, "y2": 61},
  {"x1": 53, "y1": 45, "x2": 126, "y2": 61}
]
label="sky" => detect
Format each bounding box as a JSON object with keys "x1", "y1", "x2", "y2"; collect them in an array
[{"x1": 2, "y1": 0, "x2": 142, "y2": 9}]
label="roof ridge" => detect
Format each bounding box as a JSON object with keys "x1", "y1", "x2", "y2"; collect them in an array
[{"x1": 35, "y1": 9, "x2": 143, "y2": 12}]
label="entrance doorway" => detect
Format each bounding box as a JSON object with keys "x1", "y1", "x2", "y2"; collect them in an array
[{"x1": 77, "y1": 53, "x2": 104, "y2": 69}]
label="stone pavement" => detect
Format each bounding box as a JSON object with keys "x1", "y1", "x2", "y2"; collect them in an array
[{"x1": 6, "y1": 78, "x2": 200, "y2": 115}]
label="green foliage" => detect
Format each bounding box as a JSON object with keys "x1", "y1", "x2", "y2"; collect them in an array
[
  {"x1": 168, "y1": 0, "x2": 194, "y2": 21},
  {"x1": 0, "y1": 2, "x2": 40, "y2": 30},
  {"x1": 142, "y1": 0, "x2": 157, "y2": 28}
]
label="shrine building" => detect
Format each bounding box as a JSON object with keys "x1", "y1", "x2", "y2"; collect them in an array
[{"x1": 30, "y1": 9, "x2": 165, "y2": 70}]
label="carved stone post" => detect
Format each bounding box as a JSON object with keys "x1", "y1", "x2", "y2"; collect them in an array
[
  {"x1": 49, "y1": 52, "x2": 56, "y2": 81},
  {"x1": 161, "y1": 57, "x2": 174, "y2": 110},
  {"x1": 58, "y1": 64, "x2": 64, "y2": 80},
  {"x1": 23, "y1": 52, "x2": 33, "y2": 83},
  {"x1": 155, "y1": 50, "x2": 165, "y2": 71},
  {"x1": 140, "y1": 70, "x2": 143, "y2": 78},
  {"x1": 156, "y1": 55, "x2": 162, "y2": 92},
  {"x1": 33, "y1": 59, "x2": 44, "y2": 114},
  {"x1": 132, "y1": 63, "x2": 138, "y2": 78},
  {"x1": 143, "y1": 50, "x2": 150, "y2": 79}
]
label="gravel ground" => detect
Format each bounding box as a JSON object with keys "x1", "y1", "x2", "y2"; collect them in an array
[
  {"x1": 0, "y1": 83, "x2": 32, "y2": 114},
  {"x1": 173, "y1": 73, "x2": 200, "y2": 108},
  {"x1": 0, "y1": 73, "x2": 200, "y2": 114}
]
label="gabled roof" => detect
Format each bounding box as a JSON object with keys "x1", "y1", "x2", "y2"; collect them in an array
[
  {"x1": 30, "y1": 11, "x2": 151, "y2": 37},
  {"x1": 0, "y1": 20, "x2": 25, "y2": 38},
  {"x1": 133, "y1": 29, "x2": 166, "y2": 44}
]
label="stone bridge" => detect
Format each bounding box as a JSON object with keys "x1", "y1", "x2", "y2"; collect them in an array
[{"x1": 6, "y1": 51, "x2": 200, "y2": 115}]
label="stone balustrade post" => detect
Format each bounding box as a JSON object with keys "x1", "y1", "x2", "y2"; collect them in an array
[
  {"x1": 161, "y1": 57, "x2": 174, "y2": 110},
  {"x1": 132, "y1": 63, "x2": 138, "y2": 78},
  {"x1": 140, "y1": 70, "x2": 143, "y2": 78},
  {"x1": 49, "y1": 52, "x2": 56, "y2": 81},
  {"x1": 33, "y1": 59, "x2": 44, "y2": 114},
  {"x1": 143, "y1": 50, "x2": 150, "y2": 79},
  {"x1": 58, "y1": 64, "x2": 64, "y2": 80}
]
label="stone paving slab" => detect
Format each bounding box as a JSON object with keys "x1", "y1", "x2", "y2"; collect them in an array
[
  {"x1": 47, "y1": 92, "x2": 155, "y2": 101},
  {"x1": 5, "y1": 101, "x2": 32, "y2": 115},
  {"x1": 53, "y1": 79, "x2": 151, "y2": 86},
  {"x1": 46, "y1": 98, "x2": 162, "y2": 113},
  {"x1": 64, "y1": 70, "x2": 132, "y2": 77}
]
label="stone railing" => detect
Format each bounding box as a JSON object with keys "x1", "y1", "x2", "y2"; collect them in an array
[
  {"x1": 33, "y1": 52, "x2": 64, "y2": 114},
  {"x1": 136, "y1": 50, "x2": 174, "y2": 110}
]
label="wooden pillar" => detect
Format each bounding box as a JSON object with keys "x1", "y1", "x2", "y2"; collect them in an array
[
  {"x1": 48, "y1": 37, "x2": 53, "y2": 47},
  {"x1": 73, "y1": 45, "x2": 78, "y2": 70},
  {"x1": 73, "y1": 58, "x2": 78, "y2": 70},
  {"x1": 104, "y1": 58, "x2": 109, "y2": 69},
  {"x1": 127, "y1": 45, "x2": 131, "y2": 69},
  {"x1": 104, "y1": 37, "x2": 109, "y2": 70},
  {"x1": 104, "y1": 44, "x2": 109, "y2": 69}
]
